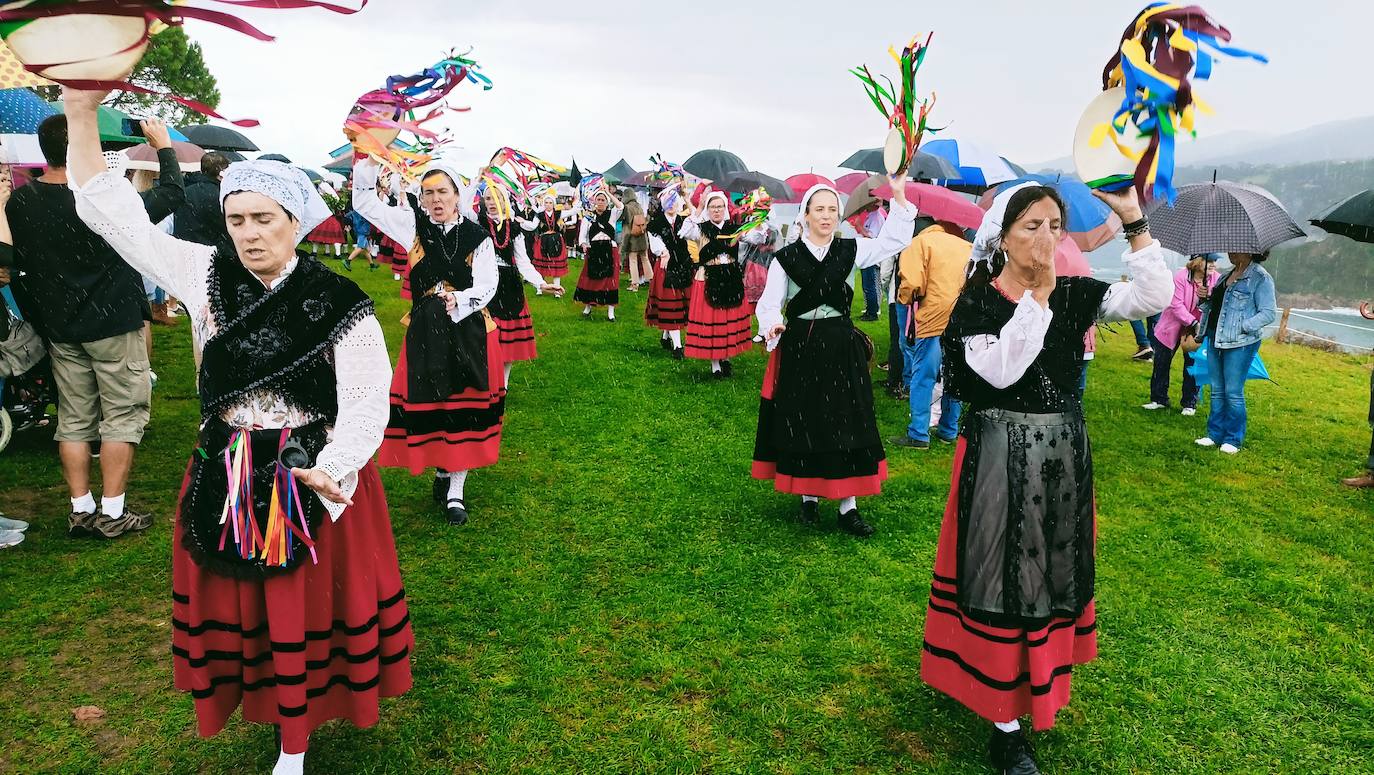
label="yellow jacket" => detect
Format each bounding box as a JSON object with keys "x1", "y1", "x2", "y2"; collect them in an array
[{"x1": 896, "y1": 224, "x2": 972, "y2": 338}]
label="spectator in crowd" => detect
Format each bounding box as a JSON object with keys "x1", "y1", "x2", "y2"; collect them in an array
[
  {"x1": 858, "y1": 203, "x2": 886, "y2": 321},
  {"x1": 172, "y1": 150, "x2": 231, "y2": 250},
  {"x1": 1343, "y1": 352, "x2": 1374, "y2": 489},
  {"x1": 1130, "y1": 313, "x2": 1159, "y2": 361},
  {"x1": 889, "y1": 218, "x2": 971, "y2": 448},
  {"x1": 1143, "y1": 253, "x2": 1220, "y2": 415},
  {"x1": 620, "y1": 188, "x2": 651, "y2": 291},
  {"x1": 1195, "y1": 251, "x2": 1277, "y2": 454},
  {"x1": 0, "y1": 114, "x2": 179, "y2": 539}
]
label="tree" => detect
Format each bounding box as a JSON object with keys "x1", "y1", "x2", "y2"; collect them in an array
[{"x1": 104, "y1": 26, "x2": 221, "y2": 126}]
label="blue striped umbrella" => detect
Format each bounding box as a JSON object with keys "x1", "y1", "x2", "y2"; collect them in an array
[
  {"x1": 923, "y1": 138, "x2": 1017, "y2": 189},
  {"x1": 0, "y1": 88, "x2": 55, "y2": 134}
]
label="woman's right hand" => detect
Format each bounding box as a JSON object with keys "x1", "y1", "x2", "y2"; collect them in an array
[
  {"x1": 443, "y1": 292, "x2": 458, "y2": 312},
  {"x1": 766, "y1": 324, "x2": 786, "y2": 340}
]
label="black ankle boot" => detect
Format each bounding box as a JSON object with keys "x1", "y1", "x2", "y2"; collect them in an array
[
  {"x1": 838, "y1": 508, "x2": 875, "y2": 537},
  {"x1": 989, "y1": 727, "x2": 1040, "y2": 775}
]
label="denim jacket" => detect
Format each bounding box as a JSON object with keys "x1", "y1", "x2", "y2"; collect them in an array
[{"x1": 1199, "y1": 262, "x2": 1277, "y2": 349}]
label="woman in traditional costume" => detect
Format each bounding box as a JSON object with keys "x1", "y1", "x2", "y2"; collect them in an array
[
  {"x1": 352, "y1": 157, "x2": 505, "y2": 527},
  {"x1": 751, "y1": 181, "x2": 915, "y2": 535},
  {"x1": 574, "y1": 189, "x2": 623, "y2": 321},
  {"x1": 920, "y1": 183, "x2": 1170, "y2": 774},
  {"x1": 643, "y1": 191, "x2": 693, "y2": 359},
  {"x1": 678, "y1": 190, "x2": 766, "y2": 378},
  {"x1": 476, "y1": 182, "x2": 561, "y2": 384},
  {"x1": 65, "y1": 89, "x2": 413, "y2": 775},
  {"x1": 529, "y1": 194, "x2": 570, "y2": 288}
]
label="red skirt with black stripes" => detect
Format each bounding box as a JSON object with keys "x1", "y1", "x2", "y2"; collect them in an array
[
  {"x1": 172, "y1": 461, "x2": 413, "y2": 754},
  {"x1": 378, "y1": 326, "x2": 506, "y2": 475},
  {"x1": 919, "y1": 438, "x2": 1097, "y2": 730},
  {"x1": 493, "y1": 301, "x2": 537, "y2": 363},
  {"x1": 684, "y1": 278, "x2": 752, "y2": 360}
]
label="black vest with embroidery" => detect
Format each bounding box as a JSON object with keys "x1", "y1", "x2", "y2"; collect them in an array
[{"x1": 408, "y1": 195, "x2": 489, "y2": 296}]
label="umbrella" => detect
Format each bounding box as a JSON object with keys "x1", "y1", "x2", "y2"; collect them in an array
[
  {"x1": 50, "y1": 102, "x2": 188, "y2": 145},
  {"x1": 0, "y1": 133, "x2": 44, "y2": 165},
  {"x1": 127, "y1": 140, "x2": 205, "y2": 166},
  {"x1": 834, "y1": 172, "x2": 870, "y2": 195},
  {"x1": 923, "y1": 138, "x2": 1017, "y2": 188},
  {"x1": 222, "y1": 150, "x2": 247, "y2": 163},
  {"x1": 781, "y1": 173, "x2": 835, "y2": 203},
  {"x1": 980, "y1": 174, "x2": 1122, "y2": 252},
  {"x1": 178, "y1": 123, "x2": 259, "y2": 152},
  {"x1": 718, "y1": 170, "x2": 794, "y2": 200},
  {"x1": 1055, "y1": 234, "x2": 1093, "y2": 277},
  {"x1": 841, "y1": 174, "x2": 887, "y2": 220},
  {"x1": 1188, "y1": 343, "x2": 1272, "y2": 385},
  {"x1": 838, "y1": 147, "x2": 958, "y2": 180},
  {"x1": 0, "y1": 88, "x2": 56, "y2": 134},
  {"x1": 1145, "y1": 181, "x2": 1305, "y2": 255},
  {"x1": 300, "y1": 168, "x2": 323, "y2": 183},
  {"x1": 870, "y1": 181, "x2": 984, "y2": 231},
  {"x1": 603, "y1": 158, "x2": 638, "y2": 184},
  {"x1": 683, "y1": 148, "x2": 747, "y2": 181},
  {"x1": 1309, "y1": 189, "x2": 1374, "y2": 244},
  {"x1": 258, "y1": 152, "x2": 292, "y2": 163}
]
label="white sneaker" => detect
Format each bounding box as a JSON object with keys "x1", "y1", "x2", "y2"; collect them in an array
[
  {"x1": 1195, "y1": 437, "x2": 1216, "y2": 447},
  {"x1": 1180, "y1": 407, "x2": 1197, "y2": 417},
  {"x1": 0, "y1": 529, "x2": 24, "y2": 548},
  {"x1": 1141, "y1": 402, "x2": 1166, "y2": 410},
  {"x1": 1219, "y1": 443, "x2": 1240, "y2": 455},
  {"x1": 0, "y1": 515, "x2": 29, "y2": 532}
]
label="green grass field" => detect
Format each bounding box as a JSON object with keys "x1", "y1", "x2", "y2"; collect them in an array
[{"x1": 1, "y1": 258, "x2": 1371, "y2": 774}]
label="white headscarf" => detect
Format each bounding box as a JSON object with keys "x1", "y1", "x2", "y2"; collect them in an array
[
  {"x1": 701, "y1": 190, "x2": 729, "y2": 225},
  {"x1": 221, "y1": 160, "x2": 331, "y2": 239},
  {"x1": 968, "y1": 181, "x2": 1036, "y2": 278},
  {"x1": 793, "y1": 183, "x2": 842, "y2": 239}
]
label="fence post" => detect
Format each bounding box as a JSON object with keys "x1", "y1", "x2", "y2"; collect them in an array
[{"x1": 1276, "y1": 307, "x2": 1291, "y2": 343}]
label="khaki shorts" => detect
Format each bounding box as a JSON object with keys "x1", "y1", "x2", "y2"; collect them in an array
[{"x1": 48, "y1": 328, "x2": 151, "y2": 444}]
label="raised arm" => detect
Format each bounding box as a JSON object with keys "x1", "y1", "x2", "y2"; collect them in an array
[
  {"x1": 352, "y1": 157, "x2": 417, "y2": 248},
  {"x1": 139, "y1": 121, "x2": 186, "y2": 222},
  {"x1": 64, "y1": 88, "x2": 210, "y2": 304},
  {"x1": 855, "y1": 199, "x2": 917, "y2": 269}
]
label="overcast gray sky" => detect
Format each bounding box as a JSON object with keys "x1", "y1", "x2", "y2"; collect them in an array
[{"x1": 184, "y1": 0, "x2": 1362, "y2": 178}]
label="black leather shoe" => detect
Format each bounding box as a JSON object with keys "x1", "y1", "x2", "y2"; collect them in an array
[
  {"x1": 671, "y1": 347, "x2": 684, "y2": 360},
  {"x1": 838, "y1": 508, "x2": 875, "y2": 537},
  {"x1": 661, "y1": 336, "x2": 672, "y2": 350},
  {"x1": 889, "y1": 435, "x2": 930, "y2": 449},
  {"x1": 720, "y1": 360, "x2": 733, "y2": 377},
  {"x1": 798, "y1": 500, "x2": 820, "y2": 526},
  {"x1": 712, "y1": 368, "x2": 726, "y2": 380},
  {"x1": 432, "y1": 475, "x2": 446, "y2": 504},
  {"x1": 445, "y1": 500, "x2": 469, "y2": 526},
  {"x1": 989, "y1": 727, "x2": 1041, "y2": 775}
]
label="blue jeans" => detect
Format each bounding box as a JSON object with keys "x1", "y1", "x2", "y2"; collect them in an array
[
  {"x1": 1205, "y1": 340, "x2": 1261, "y2": 447},
  {"x1": 1078, "y1": 359, "x2": 1090, "y2": 397},
  {"x1": 1130, "y1": 314, "x2": 1160, "y2": 348},
  {"x1": 860, "y1": 266, "x2": 879, "y2": 317},
  {"x1": 897, "y1": 304, "x2": 960, "y2": 442}
]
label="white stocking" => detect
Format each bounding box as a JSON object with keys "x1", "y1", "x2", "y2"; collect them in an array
[
  {"x1": 669, "y1": 330, "x2": 682, "y2": 348},
  {"x1": 447, "y1": 470, "x2": 468, "y2": 504},
  {"x1": 273, "y1": 747, "x2": 305, "y2": 775}
]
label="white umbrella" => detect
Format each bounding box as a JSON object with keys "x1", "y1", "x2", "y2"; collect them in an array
[{"x1": 0, "y1": 133, "x2": 44, "y2": 166}]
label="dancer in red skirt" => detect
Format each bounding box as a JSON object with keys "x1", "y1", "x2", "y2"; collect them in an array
[
  {"x1": 922, "y1": 183, "x2": 1171, "y2": 774},
  {"x1": 66, "y1": 89, "x2": 413, "y2": 775},
  {"x1": 353, "y1": 157, "x2": 505, "y2": 527},
  {"x1": 643, "y1": 191, "x2": 693, "y2": 359},
  {"x1": 752, "y1": 181, "x2": 916, "y2": 535},
  {"x1": 678, "y1": 190, "x2": 767, "y2": 378},
  {"x1": 529, "y1": 194, "x2": 570, "y2": 288},
  {"x1": 575, "y1": 189, "x2": 623, "y2": 321},
  {"x1": 477, "y1": 184, "x2": 562, "y2": 385}
]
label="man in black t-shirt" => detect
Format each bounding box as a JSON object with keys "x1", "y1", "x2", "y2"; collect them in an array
[{"x1": 1, "y1": 114, "x2": 177, "y2": 540}]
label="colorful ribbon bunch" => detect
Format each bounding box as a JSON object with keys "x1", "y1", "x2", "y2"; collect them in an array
[
  {"x1": 0, "y1": 0, "x2": 367, "y2": 126},
  {"x1": 730, "y1": 187, "x2": 772, "y2": 242},
  {"x1": 216, "y1": 429, "x2": 317, "y2": 570},
  {"x1": 648, "y1": 154, "x2": 684, "y2": 182},
  {"x1": 345, "y1": 49, "x2": 493, "y2": 182},
  {"x1": 851, "y1": 33, "x2": 940, "y2": 173},
  {"x1": 486, "y1": 146, "x2": 567, "y2": 212},
  {"x1": 578, "y1": 173, "x2": 609, "y2": 212},
  {"x1": 1097, "y1": 3, "x2": 1267, "y2": 203}
]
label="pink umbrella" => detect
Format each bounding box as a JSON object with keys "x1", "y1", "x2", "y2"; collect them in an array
[
  {"x1": 834, "y1": 172, "x2": 869, "y2": 195},
  {"x1": 126, "y1": 140, "x2": 205, "y2": 166},
  {"x1": 781, "y1": 173, "x2": 836, "y2": 203},
  {"x1": 870, "y1": 181, "x2": 984, "y2": 231},
  {"x1": 1054, "y1": 233, "x2": 1092, "y2": 277}
]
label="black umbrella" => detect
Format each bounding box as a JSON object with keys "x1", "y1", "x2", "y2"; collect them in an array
[
  {"x1": 1310, "y1": 189, "x2": 1374, "y2": 244},
  {"x1": 603, "y1": 158, "x2": 638, "y2": 184},
  {"x1": 566, "y1": 159, "x2": 582, "y2": 186},
  {"x1": 718, "y1": 170, "x2": 794, "y2": 200},
  {"x1": 258, "y1": 153, "x2": 292, "y2": 163},
  {"x1": 300, "y1": 168, "x2": 323, "y2": 183},
  {"x1": 683, "y1": 148, "x2": 747, "y2": 182},
  {"x1": 178, "y1": 124, "x2": 259, "y2": 152},
  {"x1": 1144, "y1": 181, "x2": 1305, "y2": 255},
  {"x1": 837, "y1": 147, "x2": 959, "y2": 180},
  {"x1": 222, "y1": 150, "x2": 247, "y2": 162}
]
